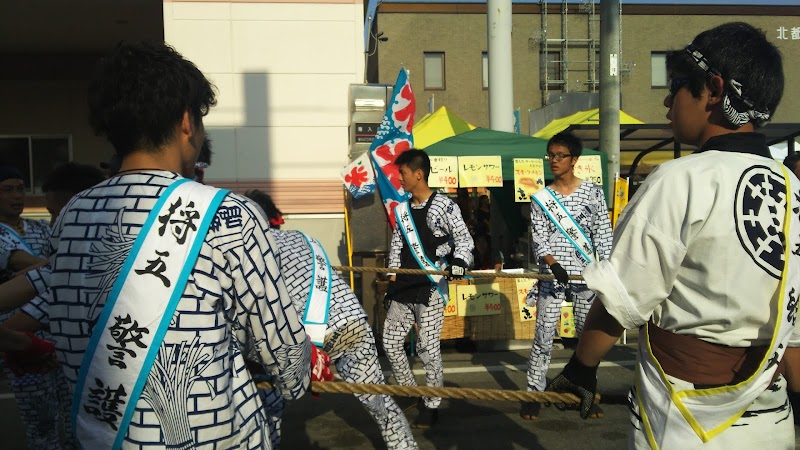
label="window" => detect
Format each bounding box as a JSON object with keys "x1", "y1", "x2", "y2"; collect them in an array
[
  {"x1": 424, "y1": 52, "x2": 445, "y2": 90},
  {"x1": 540, "y1": 51, "x2": 563, "y2": 90},
  {"x1": 651, "y1": 52, "x2": 667, "y2": 87},
  {"x1": 0, "y1": 135, "x2": 71, "y2": 193},
  {"x1": 482, "y1": 52, "x2": 489, "y2": 89}
]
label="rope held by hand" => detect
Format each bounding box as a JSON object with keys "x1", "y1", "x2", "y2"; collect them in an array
[
  {"x1": 256, "y1": 380, "x2": 599, "y2": 404},
  {"x1": 332, "y1": 265, "x2": 584, "y2": 281}
]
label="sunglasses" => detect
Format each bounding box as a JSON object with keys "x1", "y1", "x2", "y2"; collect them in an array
[{"x1": 668, "y1": 77, "x2": 690, "y2": 97}]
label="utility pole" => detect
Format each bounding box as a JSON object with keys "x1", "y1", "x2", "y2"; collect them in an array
[
  {"x1": 488, "y1": 0, "x2": 514, "y2": 132},
  {"x1": 600, "y1": 0, "x2": 620, "y2": 180}
]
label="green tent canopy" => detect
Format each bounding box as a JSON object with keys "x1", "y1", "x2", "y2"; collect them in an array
[
  {"x1": 423, "y1": 127, "x2": 609, "y2": 199},
  {"x1": 423, "y1": 128, "x2": 610, "y2": 268}
]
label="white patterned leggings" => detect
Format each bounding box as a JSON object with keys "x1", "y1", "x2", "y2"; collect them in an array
[
  {"x1": 382, "y1": 291, "x2": 444, "y2": 409},
  {"x1": 526, "y1": 283, "x2": 595, "y2": 392},
  {"x1": 263, "y1": 317, "x2": 418, "y2": 450}
]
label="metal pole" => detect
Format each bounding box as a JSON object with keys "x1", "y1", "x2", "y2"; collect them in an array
[
  {"x1": 600, "y1": 0, "x2": 620, "y2": 179},
  {"x1": 488, "y1": 0, "x2": 514, "y2": 132}
]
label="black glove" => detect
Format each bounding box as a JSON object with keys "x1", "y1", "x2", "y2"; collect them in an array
[
  {"x1": 547, "y1": 353, "x2": 598, "y2": 419},
  {"x1": 550, "y1": 263, "x2": 569, "y2": 285},
  {"x1": 789, "y1": 391, "x2": 800, "y2": 426},
  {"x1": 447, "y1": 258, "x2": 468, "y2": 280}
]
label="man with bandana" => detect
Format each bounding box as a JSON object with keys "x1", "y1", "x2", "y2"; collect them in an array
[{"x1": 549, "y1": 23, "x2": 800, "y2": 449}]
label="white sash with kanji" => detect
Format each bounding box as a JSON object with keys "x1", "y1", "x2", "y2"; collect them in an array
[
  {"x1": 394, "y1": 201, "x2": 449, "y2": 306},
  {"x1": 532, "y1": 188, "x2": 594, "y2": 265},
  {"x1": 72, "y1": 178, "x2": 228, "y2": 450},
  {"x1": 300, "y1": 232, "x2": 332, "y2": 347},
  {"x1": 0, "y1": 222, "x2": 38, "y2": 257},
  {"x1": 635, "y1": 166, "x2": 798, "y2": 449}
]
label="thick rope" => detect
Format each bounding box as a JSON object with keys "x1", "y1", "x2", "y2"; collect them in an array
[
  {"x1": 256, "y1": 380, "x2": 598, "y2": 404},
  {"x1": 332, "y1": 265, "x2": 584, "y2": 281}
]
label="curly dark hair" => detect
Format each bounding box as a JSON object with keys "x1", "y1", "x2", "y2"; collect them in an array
[{"x1": 88, "y1": 41, "x2": 217, "y2": 157}]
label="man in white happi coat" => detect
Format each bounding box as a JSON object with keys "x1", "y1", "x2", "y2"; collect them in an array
[
  {"x1": 549, "y1": 23, "x2": 800, "y2": 449},
  {"x1": 520, "y1": 132, "x2": 612, "y2": 421},
  {"x1": 44, "y1": 41, "x2": 327, "y2": 450},
  {"x1": 245, "y1": 190, "x2": 418, "y2": 449}
]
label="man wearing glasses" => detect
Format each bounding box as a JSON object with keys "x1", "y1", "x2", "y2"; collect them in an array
[{"x1": 520, "y1": 132, "x2": 612, "y2": 421}]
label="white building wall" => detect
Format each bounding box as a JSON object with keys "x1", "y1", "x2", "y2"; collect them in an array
[{"x1": 162, "y1": 0, "x2": 366, "y2": 264}]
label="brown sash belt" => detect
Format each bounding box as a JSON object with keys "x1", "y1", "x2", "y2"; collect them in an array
[{"x1": 647, "y1": 322, "x2": 784, "y2": 387}]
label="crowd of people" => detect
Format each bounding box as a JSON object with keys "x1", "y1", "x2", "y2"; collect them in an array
[{"x1": 0, "y1": 20, "x2": 797, "y2": 450}]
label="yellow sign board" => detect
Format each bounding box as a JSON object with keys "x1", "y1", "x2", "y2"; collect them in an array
[
  {"x1": 456, "y1": 282, "x2": 503, "y2": 316},
  {"x1": 458, "y1": 156, "x2": 503, "y2": 188},
  {"x1": 513, "y1": 158, "x2": 545, "y2": 203},
  {"x1": 444, "y1": 283, "x2": 458, "y2": 316},
  {"x1": 612, "y1": 177, "x2": 629, "y2": 228},
  {"x1": 429, "y1": 156, "x2": 459, "y2": 188},
  {"x1": 514, "y1": 278, "x2": 537, "y2": 322},
  {"x1": 574, "y1": 155, "x2": 602, "y2": 187},
  {"x1": 558, "y1": 303, "x2": 576, "y2": 338}
]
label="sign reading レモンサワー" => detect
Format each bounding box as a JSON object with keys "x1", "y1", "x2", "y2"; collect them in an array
[
  {"x1": 458, "y1": 156, "x2": 503, "y2": 188},
  {"x1": 429, "y1": 156, "x2": 459, "y2": 188},
  {"x1": 513, "y1": 158, "x2": 545, "y2": 202},
  {"x1": 574, "y1": 154, "x2": 602, "y2": 186},
  {"x1": 456, "y1": 282, "x2": 502, "y2": 317}
]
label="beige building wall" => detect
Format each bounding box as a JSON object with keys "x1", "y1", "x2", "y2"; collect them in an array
[
  {"x1": 163, "y1": 0, "x2": 368, "y2": 264},
  {"x1": 377, "y1": 5, "x2": 800, "y2": 134}
]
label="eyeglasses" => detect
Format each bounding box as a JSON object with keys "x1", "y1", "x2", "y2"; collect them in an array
[
  {"x1": 668, "y1": 77, "x2": 690, "y2": 97},
  {"x1": 545, "y1": 152, "x2": 572, "y2": 162}
]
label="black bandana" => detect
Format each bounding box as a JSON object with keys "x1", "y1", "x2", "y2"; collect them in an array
[{"x1": 684, "y1": 45, "x2": 771, "y2": 128}]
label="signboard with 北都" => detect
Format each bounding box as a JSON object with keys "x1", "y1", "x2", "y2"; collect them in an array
[
  {"x1": 429, "y1": 156, "x2": 459, "y2": 188},
  {"x1": 456, "y1": 282, "x2": 502, "y2": 316},
  {"x1": 574, "y1": 155, "x2": 602, "y2": 187},
  {"x1": 513, "y1": 158, "x2": 545, "y2": 202},
  {"x1": 457, "y1": 156, "x2": 503, "y2": 188}
]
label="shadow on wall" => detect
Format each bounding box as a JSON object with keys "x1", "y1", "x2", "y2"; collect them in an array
[{"x1": 204, "y1": 72, "x2": 273, "y2": 185}]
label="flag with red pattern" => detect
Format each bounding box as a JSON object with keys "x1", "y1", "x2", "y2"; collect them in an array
[
  {"x1": 340, "y1": 152, "x2": 376, "y2": 198},
  {"x1": 369, "y1": 68, "x2": 415, "y2": 228}
]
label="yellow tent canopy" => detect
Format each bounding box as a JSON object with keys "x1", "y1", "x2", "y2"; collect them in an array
[
  {"x1": 533, "y1": 108, "x2": 644, "y2": 140},
  {"x1": 412, "y1": 106, "x2": 476, "y2": 149},
  {"x1": 532, "y1": 108, "x2": 690, "y2": 167}
]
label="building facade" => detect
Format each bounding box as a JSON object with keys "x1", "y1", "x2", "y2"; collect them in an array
[
  {"x1": 1, "y1": 0, "x2": 369, "y2": 264},
  {"x1": 376, "y1": 2, "x2": 800, "y2": 136}
]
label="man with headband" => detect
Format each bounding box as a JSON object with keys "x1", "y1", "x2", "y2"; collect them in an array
[{"x1": 548, "y1": 23, "x2": 799, "y2": 448}]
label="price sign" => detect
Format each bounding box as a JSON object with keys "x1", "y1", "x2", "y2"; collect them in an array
[
  {"x1": 429, "y1": 156, "x2": 459, "y2": 188},
  {"x1": 444, "y1": 283, "x2": 458, "y2": 316},
  {"x1": 574, "y1": 155, "x2": 602, "y2": 187},
  {"x1": 457, "y1": 156, "x2": 503, "y2": 188},
  {"x1": 456, "y1": 282, "x2": 502, "y2": 317},
  {"x1": 513, "y1": 158, "x2": 545, "y2": 202},
  {"x1": 515, "y1": 278, "x2": 537, "y2": 322}
]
